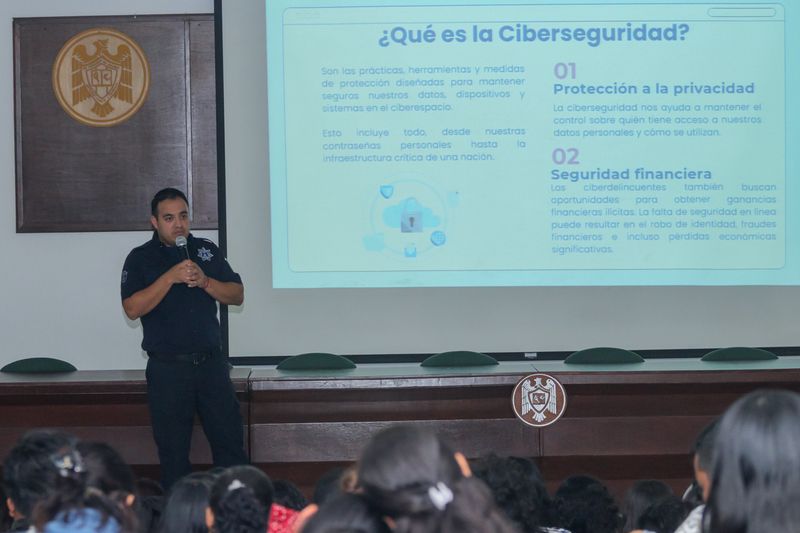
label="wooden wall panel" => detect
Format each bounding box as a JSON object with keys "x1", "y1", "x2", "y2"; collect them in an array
[
  {"x1": 14, "y1": 15, "x2": 217, "y2": 232},
  {"x1": 188, "y1": 19, "x2": 218, "y2": 227},
  {"x1": 251, "y1": 419, "x2": 538, "y2": 464}
]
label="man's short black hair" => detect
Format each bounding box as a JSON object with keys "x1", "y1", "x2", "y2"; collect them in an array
[
  {"x1": 2, "y1": 430, "x2": 76, "y2": 517},
  {"x1": 151, "y1": 188, "x2": 188, "y2": 217}
]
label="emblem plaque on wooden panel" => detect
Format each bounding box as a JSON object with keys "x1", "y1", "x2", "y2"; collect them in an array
[
  {"x1": 14, "y1": 16, "x2": 218, "y2": 232},
  {"x1": 511, "y1": 373, "x2": 567, "y2": 427},
  {"x1": 52, "y1": 28, "x2": 150, "y2": 127}
]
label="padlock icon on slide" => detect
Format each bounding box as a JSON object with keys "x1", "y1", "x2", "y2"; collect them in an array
[{"x1": 400, "y1": 197, "x2": 423, "y2": 233}]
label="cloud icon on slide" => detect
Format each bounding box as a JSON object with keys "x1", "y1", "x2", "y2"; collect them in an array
[{"x1": 383, "y1": 197, "x2": 441, "y2": 232}]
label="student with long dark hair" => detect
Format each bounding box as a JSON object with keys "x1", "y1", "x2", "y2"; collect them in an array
[
  {"x1": 621, "y1": 480, "x2": 673, "y2": 533},
  {"x1": 158, "y1": 474, "x2": 213, "y2": 533},
  {"x1": 206, "y1": 466, "x2": 272, "y2": 533},
  {"x1": 357, "y1": 425, "x2": 519, "y2": 533},
  {"x1": 2, "y1": 430, "x2": 77, "y2": 533},
  {"x1": 32, "y1": 445, "x2": 137, "y2": 533},
  {"x1": 704, "y1": 389, "x2": 800, "y2": 533},
  {"x1": 76, "y1": 442, "x2": 137, "y2": 507},
  {"x1": 300, "y1": 493, "x2": 390, "y2": 533}
]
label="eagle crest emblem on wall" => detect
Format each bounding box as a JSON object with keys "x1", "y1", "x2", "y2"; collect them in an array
[
  {"x1": 512, "y1": 373, "x2": 567, "y2": 427},
  {"x1": 53, "y1": 28, "x2": 150, "y2": 127}
]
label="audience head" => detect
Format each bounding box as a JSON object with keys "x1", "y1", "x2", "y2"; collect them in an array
[
  {"x1": 271, "y1": 479, "x2": 308, "y2": 511},
  {"x1": 357, "y1": 425, "x2": 518, "y2": 533},
  {"x1": 76, "y1": 442, "x2": 137, "y2": 506},
  {"x1": 312, "y1": 468, "x2": 345, "y2": 506},
  {"x1": 549, "y1": 475, "x2": 622, "y2": 533},
  {"x1": 135, "y1": 479, "x2": 164, "y2": 500},
  {"x1": 207, "y1": 466, "x2": 273, "y2": 533},
  {"x1": 2, "y1": 430, "x2": 76, "y2": 521},
  {"x1": 471, "y1": 454, "x2": 549, "y2": 532},
  {"x1": 706, "y1": 389, "x2": 800, "y2": 532},
  {"x1": 300, "y1": 493, "x2": 390, "y2": 533},
  {"x1": 621, "y1": 479, "x2": 673, "y2": 532},
  {"x1": 159, "y1": 474, "x2": 213, "y2": 533},
  {"x1": 135, "y1": 478, "x2": 165, "y2": 533},
  {"x1": 691, "y1": 419, "x2": 718, "y2": 504},
  {"x1": 634, "y1": 495, "x2": 688, "y2": 533},
  {"x1": 0, "y1": 484, "x2": 13, "y2": 532},
  {"x1": 32, "y1": 444, "x2": 137, "y2": 533},
  {"x1": 76, "y1": 442, "x2": 150, "y2": 533}
]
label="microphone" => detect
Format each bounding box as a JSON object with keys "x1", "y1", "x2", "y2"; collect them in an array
[{"x1": 175, "y1": 236, "x2": 190, "y2": 260}]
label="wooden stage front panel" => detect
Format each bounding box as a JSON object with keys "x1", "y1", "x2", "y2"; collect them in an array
[{"x1": 249, "y1": 359, "x2": 800, "y2": 496}]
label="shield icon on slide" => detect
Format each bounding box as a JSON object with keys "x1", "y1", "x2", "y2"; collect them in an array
[{"x1": 380, "y1": 185, "x2": 394, "y2": 199}]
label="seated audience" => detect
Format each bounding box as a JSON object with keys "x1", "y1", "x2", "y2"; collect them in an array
[
  {"x1": 272, "y1": 480, "x2": 308, "y2": 511},
  {"x1": 621, "y1": 480, "x2": 673, "y2": 532},
  {"x1": 158, "y1": 474, "x2": 212, "y2": 533},
  {"x1": 471, "y1": 454, "x2": 557, "y2": 533},
  {"x1": 356, "y1": 425, "x2": 519, "y2": 533},
  {"x1": 13, "y1": 389, "x2": 795, "y2": 533},
  {"x1": 32, "y1": 445, "x2": 137, "y2": 533},
  {"x1": 254, "y1": 477, "x2": 301, "y2": 533},
  {"x1": 0, "y1": 485, "x2": 12, "y2": 533},
  {"x1": 299, "y1": 493, "x2": 389, "y2": 533},
  {"x1": 134, "y1": 479, "x2": 164, "y2": 533},
  {"x1": 705, "y1": 389, "x2": 800, "y2": 532},
  {"x1": 206, "y1": 466, "x2": 273, "y2": 533},
  {"x1": 2, "y1": 430, "x2": 77, "y2": 533},
  {"x1": 546, "y1": 475, "x2": 622, "y2": 533},
  {"x1": 79, "y1": 442, "x2": 161, "y2": 533},
  {"x1": 268, "y1": 503, "x2": 298, "y2": 533},
  {"x1": 76, "y1": 442, "x2": 136, "y2": 505},
  {"x1": 633, "y1": 495, "x2": 689, "y2": 533},
  {"x1": 311, "y1": 468, "x2": 346, "y2": 507},
  {"x1": 674, "y1": 420, "x2": 718, "y2": 533}
]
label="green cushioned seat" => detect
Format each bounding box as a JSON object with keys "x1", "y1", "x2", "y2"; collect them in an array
[
  {"x1": 564, "y1": 347, "x2": 644, "y2": 365},
  {"x1": 701, "y1": 347, "x2": 778, "y2": 362},
  {"x1": 276, "y1": 352, "x2": 356, "y2": 370},
  {"x1": 421, "y1": 350, "x2": 498, "y2": 367},
  {"x1": 1, "y1": 357, "x2": 77, "y2": 373}
]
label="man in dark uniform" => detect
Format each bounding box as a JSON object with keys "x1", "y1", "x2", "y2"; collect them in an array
[{"x1": 121, "y1": 188, "x2": 247, "y2": 488}]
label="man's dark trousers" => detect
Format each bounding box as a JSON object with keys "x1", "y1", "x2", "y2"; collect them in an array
[{"x1": 145, "y1": 353, "x2": 248, "y2": 488}]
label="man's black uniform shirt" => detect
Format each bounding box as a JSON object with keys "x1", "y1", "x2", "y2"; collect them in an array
[{"x1": 121, "y1": 233, "x2": 242, "y2": 354}]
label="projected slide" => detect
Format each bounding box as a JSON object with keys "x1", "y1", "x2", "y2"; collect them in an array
[{"x1": 267, "y1": 1, "x2": 796, "y2": 287}]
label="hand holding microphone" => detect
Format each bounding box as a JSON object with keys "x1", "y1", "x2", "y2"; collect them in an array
[
  {"x1": 175, "y1": 236, "x2": 191, "y2": 260},
  {"x1": 173, "y1": 236, "x2": 209, "y2": 288}
]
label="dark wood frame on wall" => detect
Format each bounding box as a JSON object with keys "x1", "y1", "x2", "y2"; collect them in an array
[{"x1": 14, "y1": 15, "x2": 218, "y2": 233}]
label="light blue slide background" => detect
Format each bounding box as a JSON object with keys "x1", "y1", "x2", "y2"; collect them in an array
[{"x1": 267, "y1": 1, "x2": 798, "y2": 288}]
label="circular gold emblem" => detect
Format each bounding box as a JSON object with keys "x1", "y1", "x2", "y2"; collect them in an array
[
  {"x1": 52, "y1": 28, "x2": 150, "y2": 127},
  {"x1": 512, "y1": 373, "x2": 567, "y2": 428}
]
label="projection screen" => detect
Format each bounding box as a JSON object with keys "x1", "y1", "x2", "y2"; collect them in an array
[{"x1": 221, "y1": 0, "x2": 800, "y2": 359}]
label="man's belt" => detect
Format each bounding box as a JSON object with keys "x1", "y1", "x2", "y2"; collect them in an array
[{"x1": 147, "y1": 351, "x2": 218, "y2": 364}]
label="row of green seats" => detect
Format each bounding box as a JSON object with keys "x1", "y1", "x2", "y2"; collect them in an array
[{"x1": 0, "y1": 347, "x2": 778, "y2": 374}]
